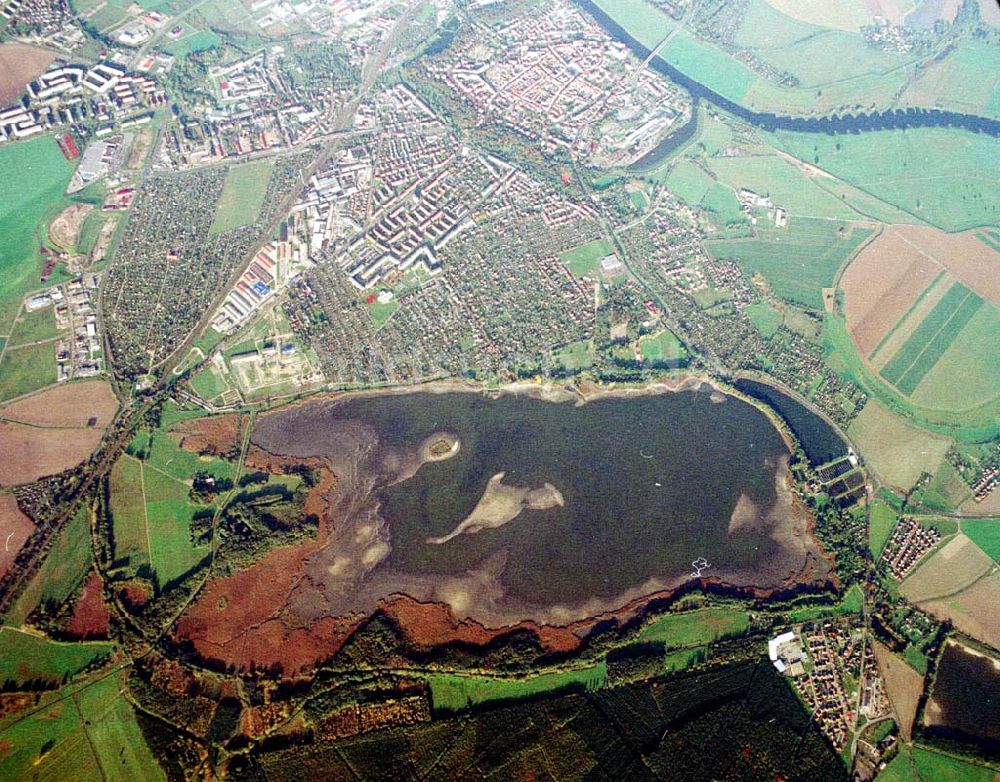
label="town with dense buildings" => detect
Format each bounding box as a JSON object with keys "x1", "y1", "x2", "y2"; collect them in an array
[{"x1": 0, "y1": 0, "x2": 998, "y2": 779}]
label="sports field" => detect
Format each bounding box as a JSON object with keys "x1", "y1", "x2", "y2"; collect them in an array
[
  {"x1": 210, "y1": 160, "x2": 275, "y2": 235},
  {"x1": 556, "y1": 339, "x2": 594, "y2": 371},
  {"x1": 0, "y1": 137, "x2": 74, "y2": 333},
  {"x1": 706, "y1": 218, "x2": 869, "y2": 309},
  {"x1": 638, "y1": 329, "x2": 686, "y2": 366}
]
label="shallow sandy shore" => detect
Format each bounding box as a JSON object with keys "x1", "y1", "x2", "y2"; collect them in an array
[{"x1": 427, "y1": 471, "x2": 564, "y2": 545}]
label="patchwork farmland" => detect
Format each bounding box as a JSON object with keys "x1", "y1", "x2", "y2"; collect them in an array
[{"x1": 839, "y1": 225, "x2": 1000, "y2": 416}]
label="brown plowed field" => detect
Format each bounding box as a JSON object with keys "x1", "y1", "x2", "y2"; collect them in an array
[
  {"x1": 0, "y1": 495, "x2": 33, "y2": 579},
  {"x1": 0, "y1": 421, "x2": 104, "y2": 487},
  {"x1": 0, "y1": 380, "x2": 118, "y2": 428},
  {"x1": 0, "y1": 43, "x2": 54, "y2": 105},
  {"x1": 841, "y1": 225, "x2": 1000, "y2": 361},
  {"x1": 64, "y1": 572, "x2": 110, "y2": 640},
  {"x1": 874, "y1": 641, "x2": 924, "y2": 740}
]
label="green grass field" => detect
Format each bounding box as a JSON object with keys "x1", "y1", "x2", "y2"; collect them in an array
[
  {"x1": 638, "y1": 329, "x2": 686, "y2": 366},
  {"x1": 5, "y1": 506, "x2": 92, "y2": 625},
  {"x1": 771, "y1": 127, "x2": 1000, "y2": 232},
  {"x1": 427, "y1": 664, "x2": 607, "y2": 712},
  {"x1": 707, "y1": 219, "x2": 869, "y2": 309},
  {"x1": 880, "y1": 283, "x2": 983, "y2": 394},
  {"x1": 0, "y1": 138, "x2": 75, "y2": 333},
  {"x1": 7, "y1": 306, "x2": 63, "y2": 347},
  {"x1": 160, "y1": 28, "x2": 221, "y2": 57},
  {"x1": 110, "y1": 456, "x2": 151, "y2": 571},
  {"x1": 556, "y1": 339, "x2": 594, "y2": 371},
  {"x1": 745, "y1": 302, "x2": 783, "y2": 338},
  {"x1": 142, "y1": 466, "x2": 212, "y2": 586},
  {"x1": 900, "y1": 40, "x2": 1000, "y2": 118},
  {"x1": 909, "y1": 747, "x2": 999, "y2": 782},
  {"x1": 366, "y1": 298, "x2": 399, "y2": 329},
  {"x1": 189, "y1": 365, "x2": 231, "y2": 403},
  {"x1": 0, "y1": 674, "x2": 165, "y2": 782},
  {"x1": 734, "y1": 0, "x2": 822, "y2": 49},
  {"x1": 78, "y1": 677, "x2": 166, "y2": 782},
  {"x1": 705, "y1": 155, "x2": 857, "y2": 221},
  {"x1": 113, "y1": 427, "x2": 232, "y2": 586},
  {"x1": 560, "y1": 238, "x2": 614, "y2": 278},
  {"x1": 962, "y1": 518, "x2": 1000, "y2": 562},
  {"x1": 589, "y1": 0, "x2": 676, "y2": 49},
  {"x1": 0, "y1": 628, "x2": 112, "y2": 686},
  {"x1": 787, "y1": 584, "x2": 863, "y2": 622},
  {"x1": 907, "y1": 300, "x2": 1000, "y2": 413},
  {"x1": 869, "y1": 498, "x2": 898, "y2": 558},
  {"x1": 146, "y1": 430, "x2": 235, "y2": 484},
  {"x1": 0, "y1": 337, "x2": 58, "y2": 402},
  {"x1": 637, "y1": 607, "x2": 749, "y2": 647},
  {"x1": 825, "y1": 314, "x2": 1000, "y2": 441},
  {"x1": 210, "y1": 160, "x2": 274, "y2": 235},
  {"x1": 664, "y1": 159, "x2": 714, "y2": 206}
]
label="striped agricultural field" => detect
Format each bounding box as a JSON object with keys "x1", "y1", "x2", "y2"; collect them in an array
[{"x1": 879, "y1": 282, "x2": 983, "y2": 395}]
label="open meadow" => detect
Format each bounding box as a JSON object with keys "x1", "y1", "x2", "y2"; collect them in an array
[
  {"x1": 771, "y1": 128, "x2": 1000, "y2": 232},
  {"x1": 559, "y1": 238, "x2": 614, "y2": 278},
  {"x1": 921, "y1": 570, "x2": 1000, "y2": 650},
  {"x1": 707, "y1": 218, "x2": 868, "y2": 309},
  {"x1": 427, "y1": 664, "x2": 607, "y2": 712},
  {"x1": 873, "y1": 640, "x2": 924, "y2": 741},
  {"x1": 0, "y1": 674, "x2": 164, "y2": 782},
  {"x1": 847, "y1": 400, "x2": 951, "y2": 491},
  {"x1": 110, "y1": 422, "x2": 236, "y2": 586},
  {"x1": 210, "y1": 160, "x2": 275, "y2": 235},
  {"x1": 900, "y1": 534, "x2": 994, "y2": 603},
  {"x1": 0, "y1": 628, "x2": 112, "y2": 687},
  {"x1": 0, "y1": 340, "x2": 57, "y2": 403},
  {"x1": 5, "y1": 505, "x2": 92, "y2": 625},
  {"x1": 0, "y1": 137, "x2": 75, "y2": 334}
]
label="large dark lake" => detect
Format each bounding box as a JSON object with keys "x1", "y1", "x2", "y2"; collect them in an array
[
  {"x1": 925, "y1": 642, "x2": 1000, "y2": 755},
  {"x1": 253, "y1": 387, "x2": 828, "y2": 626}
]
